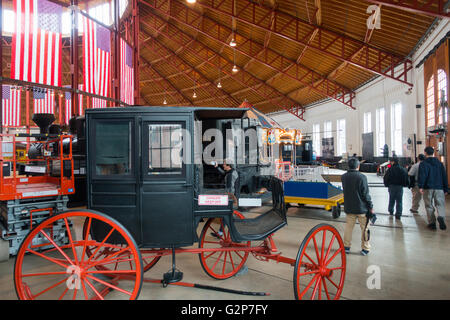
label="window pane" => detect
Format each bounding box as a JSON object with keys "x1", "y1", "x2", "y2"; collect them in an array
[
  {"x1": 95, "y1": 121, "x2": 131, "y2": 175},
  {"x1": 148, "y1": 124, "x2": 183, "y2": 175},
  {"x1": 427, "y1": 76, "x2": 435, "y2": 127},
  {"x1": 391, "y1": 103, "x2": 402, "y2": 156}
]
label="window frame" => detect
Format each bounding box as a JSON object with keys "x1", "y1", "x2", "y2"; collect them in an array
[
  {"x1": 90, "y1": 118, "x2": 135, "y2": 179},
  {"x1": 376, "y1": 107, "x2": 386, "y2": 156},
  {"x1": 391, "y1": 102, "x2": 403, "y2": 156}
]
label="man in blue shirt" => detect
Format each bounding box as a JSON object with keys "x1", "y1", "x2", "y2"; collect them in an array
[{"x1": 418, "y1": 146, "x2": 448, "y2": 230}]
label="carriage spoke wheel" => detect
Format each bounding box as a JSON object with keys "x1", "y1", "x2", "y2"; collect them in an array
[
  {"x1": 198, "y1": 211, "x2": 250, "y2": 280},
  {"x1": 83, "y1": 219, "x2": 161, "y2": 274},
  {"x1": 14, "y1": 210, "x2": 143, "y2": 300},
  {"x1": 293, "y1": 224, "x2": 346, "y2": 300}
]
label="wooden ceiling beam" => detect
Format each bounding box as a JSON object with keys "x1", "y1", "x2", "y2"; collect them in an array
[
  {"x1": 140, "y1": 27, "x2": 240, "y2": 106},
  {"x1": 139, "y1": 0, "x2": 354, "y2": 109},
  {"x1": 366, "y1": 0, "x2": 450, "y2": 19},
  {"x1": 140, "y1": 51, "x2": 196, "y2": 105},
  {"x1": 140, "y1": 12, "x2": 305, "y2": 119},
  {"x1": 177, "y1": 0, "x2": 413, "y2": 86}
]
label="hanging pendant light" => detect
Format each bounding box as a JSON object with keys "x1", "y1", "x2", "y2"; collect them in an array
[
  {"x1": 193, "y1": 91, "x2": 197, "y2": 99},
  {"x1": 229, "y1": 34, "x2": 237, "y2": 47},
  {"x1": 217, "y1": 67, "x2": 222, "y2": 88},
  {"x1": 187, "y1": 0, "x2": 196, "y2": 3},
  {"x1": 232, "y1": 48, "x2": 238, "y2": 73}
]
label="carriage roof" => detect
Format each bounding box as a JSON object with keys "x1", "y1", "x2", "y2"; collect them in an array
[{"x1": 85, "y1": 106, "x2": 249, "y2": 120}]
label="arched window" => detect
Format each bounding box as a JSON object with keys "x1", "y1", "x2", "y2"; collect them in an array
[
  {"x1": 438, "y1": 69, "x2": 448, "y2": 124},
  {"x1": 426, "y1": 75, "x2": 435, "y2": 127}
]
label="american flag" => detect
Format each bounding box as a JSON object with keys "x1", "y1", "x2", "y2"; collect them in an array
[
  {"x1": 92, "y1": 97, "x2": 107, "y2": 108},
  {"x1": 2, "y1": 86, "x2": 22, "y2": 127},
  {"x1": 83, "y1": 16, "x2": 111, "y2": 101},
  {"x1": 120, "y1": 38, "x2": 134, "y2": 105},
  {"x1": 11, "y1": 0, "x2": 62, "y2": 87},
  {"x1": 64, "y1": 85, "x2": 84, "y2": 124},
  {"x1": 33, "y1": 88, "x2": 54, "y2": 114}
]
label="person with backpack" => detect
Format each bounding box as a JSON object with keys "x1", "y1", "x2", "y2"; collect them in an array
[
  {"x1": 383, "y1": 157, "x2": 409, "y2": 220},
  {"x1": 418, "y1": 146, "x2": 448, "y2": 231},
  {"x1": 341, "y1": 158, "x2": 374, "y2": 256},
  {"x1": 408, "y1": 154, "x2": 425, "y2": 214}
]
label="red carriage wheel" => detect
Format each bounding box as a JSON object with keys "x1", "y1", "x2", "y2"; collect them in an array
[
  {"x1": 83, "y1": 219, "x2": 161, "y2": 274},
  {"x1": 293, "y1": 223, "x2": 346, "y2": 300},
  {"x1": 198, "y1": 211, "x2": 251, "y2": 280},
  {"x1": 14, "y1": 210, "x2": 143, "y2": 300}
]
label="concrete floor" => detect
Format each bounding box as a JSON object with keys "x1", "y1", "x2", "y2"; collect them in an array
[{"x1": 1, "y1": 172, "x2": 450, "y2": 300}]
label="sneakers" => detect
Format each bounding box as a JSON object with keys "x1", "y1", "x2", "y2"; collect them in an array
[
  {"x1": 395, "y1": 215, "x2": 401, "y2": 221},
  {"x1": 345, "y1": 247, "x2": 370, "y2": 256},
  {"x1": 361, "y1": 249, "x2": 370, "y2": 256},
  {"x1": 410, "y1": 209, "x2": 418, "y2": 214},
  {"x1": 437, "y1": 217, "x2": 447, "y2": 230},
  {"x1": 427, "y1": 223, "x2": 437, "y2": 230}
]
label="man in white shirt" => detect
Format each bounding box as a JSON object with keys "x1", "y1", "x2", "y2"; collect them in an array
[{"x1": 408, "y1": 154, "x2": 425, "y2": 214}]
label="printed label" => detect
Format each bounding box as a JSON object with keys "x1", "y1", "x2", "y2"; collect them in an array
[{"x1": 198, "y1": 195, "x2": 229, "y2": 206}]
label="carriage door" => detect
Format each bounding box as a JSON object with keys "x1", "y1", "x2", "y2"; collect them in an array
[{"x1": 140, "y1": 116, "x2": 194, "y2": 247}]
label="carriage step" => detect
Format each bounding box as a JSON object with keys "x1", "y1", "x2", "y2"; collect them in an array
[{"x1": 233, "y1": 210, "x2": 286, "y2": 241}]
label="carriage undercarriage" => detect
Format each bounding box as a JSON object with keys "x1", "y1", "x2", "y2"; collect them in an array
[
  {"x1": 14, "y1": 210, "x2": 346, "y2": 300},
  {"x1": 13, "y1": 107, "x2": 346, "y2": 300}
]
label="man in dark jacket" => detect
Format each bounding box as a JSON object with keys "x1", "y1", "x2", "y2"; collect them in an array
[
  {"x1": 215, "y1": 161, "x2": 240, "y2": 204},
  {"x1": 341, "y1": 158, "x2": 374, "y2": 256},
  {"x1": 418, "y1": 146, "x2": 448, "y2": 230},
  {"x1": 383, "y1": 157, "x2": 409, "y2": 220}
]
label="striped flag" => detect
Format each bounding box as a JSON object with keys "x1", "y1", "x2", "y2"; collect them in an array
[
  {"x1": 64, "y1": 89, "x2": 71, "y2": 125},
  {"x1": 92, "y1": 97, "x2": 107, "y2": 109},
  {"x1": 83, "y1": 16, "x2": 111, "y2": 101},
  {"x1": 120, "y1": 38, "x2": 134, "y2": 105},
  {"x1": 2, "y1": 86, "x2": 22, "y2": 127},
  {"x1": 64, "y1": 85, "x2": 84, "y2": 123},
  {"x1": 33, "y1": 88, "x2": 54, "y2": 114},
  {"x1": 78, "y1": 84, "x2": 84, "y2": 115},
  {"x1": 11, "y1": 0, "x2": 62, "y2": 87}
]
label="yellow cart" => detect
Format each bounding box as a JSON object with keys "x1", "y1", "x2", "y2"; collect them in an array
[{"x1": 284, "y1": 181, "x2": 344, "y2": 218}]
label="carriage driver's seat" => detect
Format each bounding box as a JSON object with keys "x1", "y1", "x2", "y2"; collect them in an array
[{"x1": 230, "y1": 177, "x2": 287, "y2": 242}]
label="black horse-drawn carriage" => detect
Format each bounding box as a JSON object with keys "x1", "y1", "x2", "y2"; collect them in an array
[{"x1": 13, "y1": 107, "x2": 346, "y2": 300}]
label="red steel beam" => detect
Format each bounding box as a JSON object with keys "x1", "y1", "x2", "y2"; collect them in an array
[
  {"x1": 141, "y1": 17, "x2": 305, "y2": 119},
  {"x1": 172, "y1": 0, "x2": 413, "y2": 87},
  {"x1": 366, "y1": 0, "x2": 450, "y2": 18},
  {"x1": 140, "y1": 0, "x2": 354, "y2": 109}
]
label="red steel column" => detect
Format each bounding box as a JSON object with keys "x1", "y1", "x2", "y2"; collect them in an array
[
  {"x1": 71, "y1": 0, "x2": 79, "y2": 116},
  {"x1": 114, "y1": 0, "x2": 120, "y2": 106},
  {"x1": 133, "y1": 0, "x2": 140, "y2": 105}
]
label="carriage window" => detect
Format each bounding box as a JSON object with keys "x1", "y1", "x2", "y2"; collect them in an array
[
  {"x1": 148, "y1": 124, "x2": 183, "y2": 175},
  {"x1": 95, "y1": 121, "x2": 132, "y2": 176}
]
